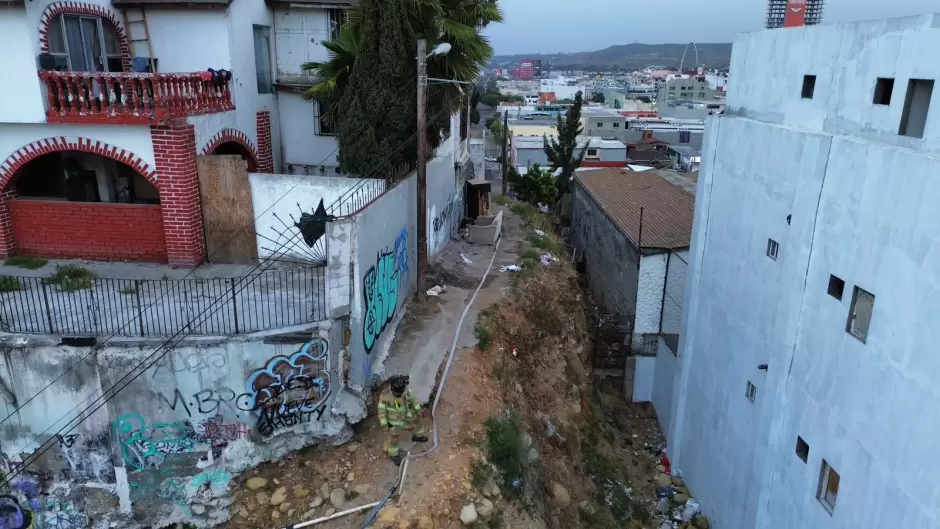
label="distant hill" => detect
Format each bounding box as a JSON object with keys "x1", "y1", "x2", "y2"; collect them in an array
[{"x1": 491, "y1": 43, "x2": 732, "y2": 71}]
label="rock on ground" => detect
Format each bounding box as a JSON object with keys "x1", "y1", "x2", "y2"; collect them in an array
[
  {"x1": 655, "y1": 473, "x2": 673, "y2": 487},
  {"x1": 270, "y1": 486, "x2": 288, "y2": 506},
  {"x1": 330, "y1": 488, "x2": 346, "y2": 508},
  {"x1": 459, "y1": 504, "x2": 478, "y2": 525},
  {"x1": 476, "y1": 498, "x2": 495, "y2": 519},
  {"x1": 418, "y1": 515, "x2": 435, "y2": 529},
  {"x1": 551, "y1": 482, "x2": 571, "y2": 509},
  {"x1": 245, "y1": 477, "x2": 268, "y2": 490},
  {"x1": 378, "y1": 506, "x2": 401, "y2": 523}
]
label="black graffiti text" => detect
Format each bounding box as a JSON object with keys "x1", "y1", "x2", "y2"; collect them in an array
[
  {"x1": 158, "y1": 388, "x2": 247, "y2": 418},
  {"x1": 255, "y1": 395, "x2": 328, "y2": 436}
]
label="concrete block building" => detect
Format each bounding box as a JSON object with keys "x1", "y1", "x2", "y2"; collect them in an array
[{"x1": 668, "y1": 13, "x2": 940, "y2": 529}]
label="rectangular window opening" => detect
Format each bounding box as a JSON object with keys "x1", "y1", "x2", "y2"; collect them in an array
[
  {"x1": 846, "y1": 286, "x2": 875, "y2": 343},
  {"x1": 253, "y1": 25, "x2": 273, "y2": 94},
  {"x1": 317, "y1": 100, "x2": 335, "y2": 136},
  {"x1": 817, "y1": 460, "x2": 840, "y2": 514},
  {"x1": 745, "y1": 381, "x2": 756, "y2": 402},
  {"x1": 586, "y1": 148, "x2": 599, "y2": 157},
  {"x1": 801, "y1": 75, "x2": 816, "y2": 99},
  {"x1": 766, "y1": 238, "x2": 779, "y2": 260},
  {"x1": 827, "y1": 274, "x2": 845, "y2": 300},
  {"x1": 873, "y1": 77, "x2": 894, "y2": 105},
  {"x1": 899, "y1": 79, "x2": 934, "y2": 138},
  {"x1": 795, "y1": 436, "x2": 809, "y2": 463}
]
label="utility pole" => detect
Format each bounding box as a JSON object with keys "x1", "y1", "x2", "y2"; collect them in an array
[
  {"x1": 416, "y1": 38, "x2": 428, "y2": 297},
  {"x1": 500, "y1": 110, "x2": 508, "y2": 196}
]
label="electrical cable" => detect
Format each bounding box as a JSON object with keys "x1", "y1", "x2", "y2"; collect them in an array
[{"x1": 0, "y1": 113, "x2": 449, "y2": 486}]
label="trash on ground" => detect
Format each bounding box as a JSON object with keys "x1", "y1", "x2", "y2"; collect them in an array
[
  {"x1": 460, "y1": 253, "x2": 473, "y2": 264},
  {"x1": 534, "y1": 229, "x2": 546, "y2": 237},
  {"x1": 426, "y1": 285, "x2": 444, "y2": 296},
  {"x1": 541, "y1": 253, "x2": 559, "y2": 266},
  {"x1": 500, "y1": 265, "x2": 522, "y2": 272}
]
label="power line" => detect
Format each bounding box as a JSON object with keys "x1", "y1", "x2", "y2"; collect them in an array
[
  {"x1": 1, "y1": 116, "x2": 446, "y2": 485},
  {"x1": 0, "y1": 108, "x2": 446, "y2": 429}
]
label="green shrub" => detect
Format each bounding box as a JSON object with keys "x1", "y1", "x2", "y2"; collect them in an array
[
  {"x1": 4, "y1": 256, "x2": 48, "y2": 270},
  {"x1": 494, "y1": 194, "x2": 510, "y2": 206},
  {"x1": 45, "y1": 265, "x2": 95, "y2": 291},
  {"x1": 483, "y1": 414, "x2": 525, "y2": 488},
  {"x1": 0, "y1": 276, "x2": 22, "y2": 293}
]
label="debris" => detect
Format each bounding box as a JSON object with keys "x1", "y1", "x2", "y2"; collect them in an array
[
  {"x1": 682, "y1": 499, "x2": 702, "y2": 522},
  {"x1": 499, "y1": 264, "x2": 522, "y2": 272},
  {"x1": 578, "y1": 500, "x2": 596, "y2": 517},
  {"x1": 540, "y1": 253, "x2": 559, "y2": 266},
  {"x1": 426, "y1": 285, "x2": 444, "y2": 296},
  {"x1": 534, "y1": 229, "x2": 546, "y2": 237},
  {"x1": 460, "y1": 253, "x2": 473, "y2": 264},
  {"x1": 551, "y1": 481, "x2": 571, "y2": 508}
]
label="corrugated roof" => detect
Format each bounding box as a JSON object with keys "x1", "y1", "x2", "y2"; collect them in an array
[{"x1": 575, "y1": 167, "x2": 694, "y2": 250}]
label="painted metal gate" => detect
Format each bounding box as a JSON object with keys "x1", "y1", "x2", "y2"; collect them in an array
[{"x1": 196, "y1": 155, "x2": 257, "y2": 264}]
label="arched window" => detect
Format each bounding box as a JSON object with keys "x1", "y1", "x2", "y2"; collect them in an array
[{"x1": 46, "y1": 14, "x2": 122, "y2": 72}]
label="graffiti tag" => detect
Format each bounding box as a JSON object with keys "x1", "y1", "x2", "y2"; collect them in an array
[
  {"x1": 112, "y1": 414, "x2": 194, "y2": 471},
  {"x1": 362, "y1": 229, "x2": 409, "y2": 354},
  {"x1": 151, "y1": 350, "x2": 226, "y2": 379},
  {"x1": 158, "y1": 387, "x2": 247, "y2": 418},
  {"x1": 0, "y1": 495, "x2": 33, "y2": 529}
]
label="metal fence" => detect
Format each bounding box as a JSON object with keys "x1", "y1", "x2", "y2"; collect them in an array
[{"x1": 0, "y1": 266, "x2": 326, "y2": 337}]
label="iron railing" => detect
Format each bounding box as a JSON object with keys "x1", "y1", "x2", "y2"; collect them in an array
[
  {"x1": 325, "y1": 160, "x2": 418, "y2": 218},
  {"x1": 0, "y1": 266, "x2": 326, "y2": 337}
]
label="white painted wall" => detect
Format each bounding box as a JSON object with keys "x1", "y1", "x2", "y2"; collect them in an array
[
  {"x1": 632, "y1": 355, "x2": 654, "y2": 402},
  {"x1": 635, "y1": 252, "x2": 667, "y2": 336},
  {"x1": 273, "y1": 8, "x2": 329, "y2": 77},
  {"x1": 146, "y1": 10, "x2": 231, "y2": 72},
  {"x1": 0, "y1": 123, "x2": 156, "y2": 172},
  {"x1": 671, "y1": 14, "x2": 940, "y2": 529},
  {"x1": 249, "y1": 173, "x2": 383, "y2": 261},
  {"x1": 661, "y1": 250, "x2": 688, "y2": 335},
  {"x1": 0, "y1": 7, "x2": 46, "y2": 123},
  {"x1": 278, "y1": 92, "x2": 338, "y2": 169},
  {"x1": 727, "y1": 13, "x2": 940, "y2": 154},
  {"x1": 651, "y1": 335, "x2": 677, "y2": 435}
]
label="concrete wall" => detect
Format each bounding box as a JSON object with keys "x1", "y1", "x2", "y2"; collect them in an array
[
  {"x1": 0, "y1": 7, "x2": 46, "y2": 123},
  {"x1": 570, "y1": 182, "x2": 639, "y2": 320},
  {"x1": 0, "y1": 323, "x2": 353, "y2": 528},
  {"x1": 278, "y1": 92, "x2": 340, "y2": 170},
  {"x1": 635, "y1": 253, "x2": 667, "y2": 337},
  {"x1": 273, "y1": 8, "x2": 329, "y2": 78},
  {"x1": 661, "y1": 250, "x2": 688, "y2": 336},
  {"x1": 146, "y1": 10, "x2": 231, "y2": 72},
  {"x1": 0, "y1": 123, "x2": 156, "y2": 171},
  {"x1": 651, "y1": 335, "x2": 677, "y2": 436},
  {"x1": 248, "y1": 172, "x2": 383, "y2": 261}
]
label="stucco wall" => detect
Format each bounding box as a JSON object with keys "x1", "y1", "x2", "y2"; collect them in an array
[
  {"x1": 278, "y1": 92, "x2": 339, "y2": 170},
  {"x1": 635, "y1": 253, "x2": 667, "y2": 337},
  {"x1": 661, "y1": 250, "x2": 688, "y2": 336},
  {"x1": 0, "y1": 323, "x2": 350, "y2": 528},
  {"x1": 0, "y1": 8, "x2": 46, "y2": 123},
  {"x1": 651, "y1": 335, "x2": 677, "y2": 435},
  {"x1": 273, "y1": 8, "x2": 329, "y2": 77},
  {"x1": 248, "y1": 173, "x2": 384, "y2": 262},
  {"x1": 570, "y1": 182, "x2": 639, "y2": 320},
  {"x1": 146, "y1": 10, "x2": 231, "y2": 72},
  {"x1": 426, "y1": 155, "x2": 462, "y2": 259},
  {"x1": 0, "y1": 123, "x2": 156, "y2": 172}
]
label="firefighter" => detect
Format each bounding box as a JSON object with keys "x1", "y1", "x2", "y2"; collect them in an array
[{"x1": 378, "y1": 375, "x2": 428, "y2": 465}]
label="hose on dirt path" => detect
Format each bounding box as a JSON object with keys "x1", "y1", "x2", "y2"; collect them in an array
[
  {"x1": 357, "y1": 236, "x2": 502, "y2": 528},
  {"x1": 278, "y1": 236, "x2": 503, "y2": 529}
]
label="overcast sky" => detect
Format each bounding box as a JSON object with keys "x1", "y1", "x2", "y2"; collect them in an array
[{"x1": 484, "y1": 0, "x2": 939, "y2": 55}]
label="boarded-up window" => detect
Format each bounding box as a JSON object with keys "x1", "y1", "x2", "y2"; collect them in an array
[{"x1": 846, "y1": 286, "x2": 875, "y2": 343}]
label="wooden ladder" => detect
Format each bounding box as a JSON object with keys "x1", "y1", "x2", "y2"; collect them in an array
[{"x1": 121, "y1": 8, "x2": 156, "y2": 72}]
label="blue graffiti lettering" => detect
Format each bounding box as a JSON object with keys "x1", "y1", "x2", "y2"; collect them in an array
[
  {"x1": 112, "y1": 414, "x2": 193, "y2": 471},
  {"x1": 363, "y1": 229, "x2": 409, "y2": 353}
]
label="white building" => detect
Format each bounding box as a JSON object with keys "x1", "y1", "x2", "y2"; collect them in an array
[{"x1": 668, "y1": 13, "x2": 940, "y2": 529}]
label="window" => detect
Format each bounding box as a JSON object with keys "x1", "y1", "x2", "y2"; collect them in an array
[
  {"x1": 873, "y1": 77, "x2": 894, "y2": 105},
  {"x1": 846, "y1": 286, "x2": 875, "y2": 343},
  {"x1": 801, "y1": 75, "x2": 816, "y2": 99},
  {"x1": 317, "y1": 100, "x2": 335, "y2": 135},
  {"x1": 817, "y1": 460, "x2": 840, "y2": 514},
  {"x1": 827, "y1": 274, "x2": 845, "y2": 300},
  {"x1": 596, "y1": 122, "x2": 604, "y2": 127},
  {"x1": 253, "y1": 25, "x2": 273, "y2": 94},
  {"x1": 586, "y1": 148, "x2": 598, "y2": 157},
  {"x1": 766, "y1": 238, "x2": 779, "y2": 260},
  {"x1": 795, "y1": 436, "x2": 809, "y2": 463},
  {"x1": 613, "y1": 122, "x2": 620, "y2": 128},
  {"x1": 745, "y1": 381, "x2": 756, "y2": 402},
  {"x1": 47, "y1": 14, "x2": 123, "y2": 72},
  {"x1": 328, "y1": 9, "x2": 346, "y2": 41},
  {"x1": 898, "y1": 79, "x2": 934, "y2": 138}
]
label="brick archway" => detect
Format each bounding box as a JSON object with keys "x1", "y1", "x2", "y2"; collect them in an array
[
  {"x1": 0, "y1": 137, "x2": 167, "y2": 262},
  {"x1": 39, "y1": 2, "x2": 132, "y2": 72},
  {"x1": 201, "y1": 129, "x2": 259, "y2": 171},
  {"x1": 0, "y1": 137, "x2": 157, "y2": 192}
]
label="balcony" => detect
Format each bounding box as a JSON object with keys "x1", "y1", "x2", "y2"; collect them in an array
[{"x1": 39, "y1": 71, "x2": 235, "y2": 125}]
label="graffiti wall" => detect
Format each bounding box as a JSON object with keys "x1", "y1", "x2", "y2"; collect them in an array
[{"x1": 0, "y1": 323, "x2": 348, "y2": 528}]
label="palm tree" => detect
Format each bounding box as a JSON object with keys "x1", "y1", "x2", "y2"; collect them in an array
[{"x1": 302, "y1": 0, "x2": 502, "y2": 134}]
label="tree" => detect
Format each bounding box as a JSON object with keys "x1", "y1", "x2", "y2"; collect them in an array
[
  {"x1": 470, "y1": 89, "x2": 481, "y2": 124},
  {"x1": 335, "y1": 0, "x2": 417, "y2": 175},
  {"x1": 302, "y1": 0, "x2": 504, "y2": 170},
  {"x1": 508, "y1": 164, "x2": 558, "y2": 206},
  {"x1": 543, "y1": 90, "x2": 588, "y2": 194},
  {"x1": 592, "y1": 91, "x2": 605, "y2": 103},
  {"x1": 613, "y1": 98, "x2": 622, "y2": 109},
  {"x1": 638, "y1": 96, "x2": 652, "y2": 104}
]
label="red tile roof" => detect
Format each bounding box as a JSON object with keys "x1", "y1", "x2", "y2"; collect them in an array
[{"x1": 575, "y1": 168, "x2": 695, "y2": 249}]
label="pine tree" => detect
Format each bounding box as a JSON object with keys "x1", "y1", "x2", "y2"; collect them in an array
[
  {"x1": 336, "y1": 0, "x2": 417, "y2": 177},
  {"x1": 543, "y1": 90, "x2": 588, "y2": 194}
]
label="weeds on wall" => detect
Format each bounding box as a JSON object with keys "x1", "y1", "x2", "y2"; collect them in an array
[
  {"x1": 45, "y1": 266, "x2": 95, "y2": 292},
  {"x1": 0, "y1": 276, "x2": 21, "y2": 292},
  {"x1": 4, "y1": 256, "x2": 48, "y2": 270}
]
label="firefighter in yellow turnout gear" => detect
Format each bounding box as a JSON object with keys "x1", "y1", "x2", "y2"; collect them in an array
[{"x1": 378, "y1": 376, "x2": 427, "y2": 466}]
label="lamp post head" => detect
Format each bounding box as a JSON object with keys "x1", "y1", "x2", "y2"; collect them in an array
[{"x1": 428, "y1": 42, "x2": 452, "y2": 57}]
